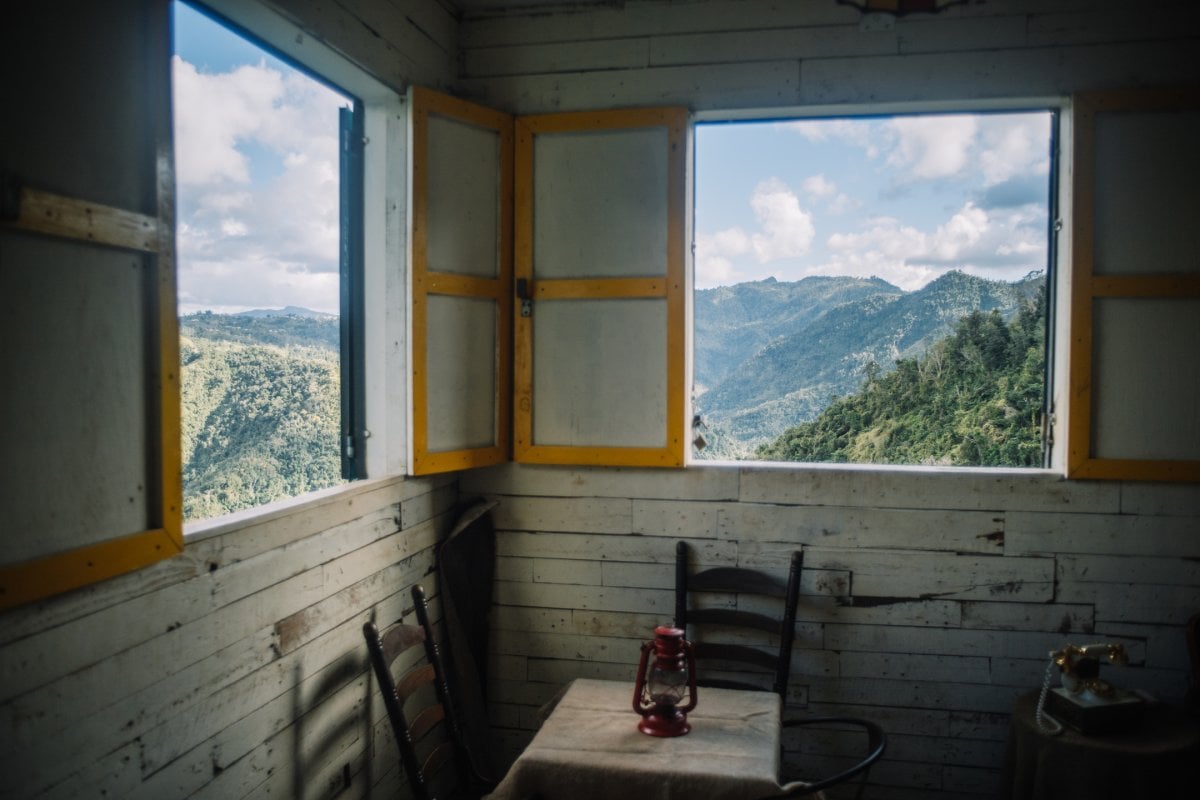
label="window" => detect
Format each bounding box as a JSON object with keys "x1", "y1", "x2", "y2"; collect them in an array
[
  {"x1": 172, "y1": 1, "x2": 364, "y2": 521},
  {"x1": 692, "y1": 110, "x2": 1056, "y2": 469}
]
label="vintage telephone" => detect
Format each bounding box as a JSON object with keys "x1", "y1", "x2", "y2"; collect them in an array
[{"x1": 1034, "y1": 642, "x2": 1145, "y2": 735}]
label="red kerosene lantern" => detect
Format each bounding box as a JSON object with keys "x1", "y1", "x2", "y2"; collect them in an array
[{"x1": 632, "y1": 625, "x2": 698, "y2": 736}]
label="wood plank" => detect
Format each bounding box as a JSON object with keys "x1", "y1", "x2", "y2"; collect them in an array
[
  {"x1": 839, "y1": 652, "x2": 992, "y2": 685},
  {"x1": 460, "y1": 0, "x2": 865, "y2": 48},
  {"x1": 465, "y1": 37, "x2": 649, "y2": 77},
  {"x1": 1006, "y1": 510, "x2": 1199, "y2": 556},
  {"x1": 1058, "y1": 553, "x2": 1200, "y2": 586},
  {"x1": 806, "y1": 548, "x2": 1054, "y2": 603},
  {"x1": 631, "y1": 499, "x2": 722, "y2": 538},
  {"x1": 650, "y1": 24, "x2": 897, "y2": 66},
  {"x1": 723, "y1": 505, "x2": 1005, "y2": 553},
  {"x1": 823, "y1": 623, "x2": 1145, "y2": 664},
  {"x1": 461, "y1": 462, "x2": 740, "y2": 500},
  {"x1": 799, "y1": 40, "x2": 1199, "y2": 106},
  {"x1": 463, "y1": 59, "x2": 799, "y2": 116},
  {"x1": 2, "y1": 185, "x2": 160, "y2": 252},
  {"x1": 1118, "y1": 481, "x2": 1200, "y2": 516},
  {"x1": 737, "y1": 465, "x2": 1118, "y2": 514},
  {"x1": 960, "y1": 600, "x2": 1094, "y2": 634},
  {"x1": 491, "y1": 496, "x2": 633, "y2": 533},
  {"x1": 497, "y1": 531, "x2": 736, "y2": 563},
  {"x1": 495, "y1": 581, "x2": 675, "y2": 619}
]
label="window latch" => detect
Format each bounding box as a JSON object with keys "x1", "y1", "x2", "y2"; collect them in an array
[{"x1": 516, "y1": 278, "x2": 533, "y2": 317}]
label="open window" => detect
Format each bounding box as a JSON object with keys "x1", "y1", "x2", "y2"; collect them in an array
[
  {"x1": 1067, "y1": 88, "x2": 1200, "y2": 481},
  {"x1": 692, "y1": 110, "x2": 1057, "y2": 468},
  {"x1": 172, "y1": 1, "x2": 366, "y2": 521}
]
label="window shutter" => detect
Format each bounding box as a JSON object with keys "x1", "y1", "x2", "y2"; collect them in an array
[
  {"x1": 1068, "y1": 87, "x2": 1200, "y2": 480},
  {"x1": 513, "y1": 107, "x2": 688, "y2": 467},
  {"x1": 0, "y1": 0, "x2": 181, "y2": 609},
  {"x1": 409, "y1": 87, "x2": 514, "y2": 474}
]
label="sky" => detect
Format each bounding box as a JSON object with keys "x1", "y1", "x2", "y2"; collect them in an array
[
  {"x1": 172, "y1": 1, "x2": 351, "y2": 315},
  {"x1": 695, "y1": 111, "x2": 1053, "y2": 291}
]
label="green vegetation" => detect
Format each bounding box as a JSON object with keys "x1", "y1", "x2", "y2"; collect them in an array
[
  {"x1": 180, "y1": 313, "x2": 342, "y2": 521},
  {"x1": 755, "y1": 289, "x2": 1046, "y2": 466}
]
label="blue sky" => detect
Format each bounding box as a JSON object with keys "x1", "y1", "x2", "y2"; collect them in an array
[
  {"x1": 695, "y1": 112, "x2": 1053, "y2": 291},
  {"x1": 172, "y1": 1, "x2": 351, "y2": 315}
]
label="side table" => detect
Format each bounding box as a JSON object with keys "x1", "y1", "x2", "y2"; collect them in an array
[{"x1": 1001, "y1": 690, "x2": 1200, "y2": 799}]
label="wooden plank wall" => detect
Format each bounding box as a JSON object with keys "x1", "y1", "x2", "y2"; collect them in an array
[
  {"x1": 0, "y1": 475, "x2": 459, "y2": 800},
  {"x1": 464, "y1": 464, "x2": 1200, "y2": 799},
  {"x1": 456, "y1": 0, "x2": 1200, "y2": 115},
  {"x1": 454, "y1": 3, "x2": 1200, "y2": 796}
]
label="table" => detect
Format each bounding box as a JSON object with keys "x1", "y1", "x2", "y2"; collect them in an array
[
  {"x1": 486, "y1": 678, "x2": 786, "y2": 800},
  {"x1": 1001, "y1": 690, "x2": 1200, "y2": 800}
]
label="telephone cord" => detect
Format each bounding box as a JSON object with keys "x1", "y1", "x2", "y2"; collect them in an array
[{"x1": 1034, "y1": 659, "x2": 1064, "y2": 736}]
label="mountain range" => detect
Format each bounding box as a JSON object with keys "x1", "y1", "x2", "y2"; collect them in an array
[{"x1": 694, "y1": 270, "x2": 1045, "y2": 457}]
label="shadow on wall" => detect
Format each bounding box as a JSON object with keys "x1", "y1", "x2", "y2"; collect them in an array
[{"x1": 292, "y1": 652, "x2": 372, "y2": 800}]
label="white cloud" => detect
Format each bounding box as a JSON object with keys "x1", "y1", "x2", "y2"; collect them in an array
[
  {"x1": 172, "y1": 55, "x2": 349, "y2": 313},
  {"x1": 818, "y1": 202, "x2": 1046, "y2": 290},
  {"x1": 782, "y1": 118, "x2": 877, "y2": 156},
  {"x1": 976, "y1": 115, "x2": 1051, "y2": 187},
  {"x1": 802, "y1": 174, "x2": 837, "y2": 198},
  {"x1": 695, "y1": 227, "x2": 751, "y2": 287},
  {"x1": 886, "y1": 115, "x2": 978, "y2": 181},
  {"x1": 749, "y1": 178, "x2": 815, "y2": 262}
]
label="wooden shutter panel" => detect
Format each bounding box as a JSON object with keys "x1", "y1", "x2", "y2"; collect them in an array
[
  {"x1": 409, "y1": 87, "x2": 513, "y2": 474},
  {"x1": 513, "y1": 107, "x2": 688, "y2": 467},
  {"x1": 1068, "y1": 87, "x2": 1200, "y2": 481}
]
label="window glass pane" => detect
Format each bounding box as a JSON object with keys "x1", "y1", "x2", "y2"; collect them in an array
[
  {"x1": 534, "y1": 127, "x2": 668, "y2": 279},
  {"x1": 1093, "y1": 110, "x2": 1200, "y2": 276},
  {"x1": 426, "y1": 114, "x2": 501, "y2": 278},
  {"x1": 533, "y1": 298, "x2": 668, "y2": 447},
  {"x1": 0, "y1": 235, "x2": 151, "y2": 562},
  {"x1": 1092, "y1": 297, "x2": 1200, "y2": 460},
  {"x1": 426, "y1": 295, "x2": 498, "y2": 452},
  {"x1": 694, "y1": 111, "x2": 1053, "y2": 467},
  {"x1": 173, "y1": 1, "x2": 354, "y2": 521}
]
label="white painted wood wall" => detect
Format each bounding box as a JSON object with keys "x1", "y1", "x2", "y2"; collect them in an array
[
  {"x1": 0, "y1": 475, "x2": 458, "y2": 799},
  {"x1": 464, "y1": 463, "x2": 1200, "y2": 799}
]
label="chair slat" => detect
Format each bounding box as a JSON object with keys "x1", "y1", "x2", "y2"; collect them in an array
[
  {"x1": 689, "y1": 566, "x2": 790, "y2": 597},
  {"x1": 694, "y1": 641, "x2": 780, "y2": 672},
  {"x1": 380, "y1": 621, "x2": 426, "y2": 661},
  {"x1": 687, "y1": 607, "x2": 781, "y2": 635},
  {"x1": 410, "y1": 703, "x2": 447, "y2": 741},
  {"x1": 396, "y1": 663, "x2": 436, "y2": 701}
]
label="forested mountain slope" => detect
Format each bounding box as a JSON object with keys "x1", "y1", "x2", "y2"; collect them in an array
[
  {"x1": 180, "y1": 312, "x2": 342, "y2": 520},
  {"x1": 694, "y1": 270, "x2": 1044, "y2": 454},
  {"x1": 757, "y1": 291, "x2": 1047, "y2": 467}
]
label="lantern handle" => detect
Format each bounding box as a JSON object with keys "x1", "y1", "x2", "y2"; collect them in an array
[
  {"x1": 633, "y1": 638, "x2": 654, "y2": 713},
  {"x1": 679, "y1": 637, "x2": 699, "y2": 713}
]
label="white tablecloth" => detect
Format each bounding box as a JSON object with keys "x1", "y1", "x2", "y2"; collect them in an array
[{"x1": 486, "y1": 678, "x2": 785, "y2": 800}]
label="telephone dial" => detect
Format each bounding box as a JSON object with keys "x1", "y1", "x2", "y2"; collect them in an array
[{"x1": 1034, "y1": 642, "x2": 1145, "y2": 735}]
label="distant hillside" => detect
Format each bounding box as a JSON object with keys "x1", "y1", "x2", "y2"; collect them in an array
[
  {"x1": 757, "y1": 291, "x2": 1047, "y2": 467},
  {"x1": 181, "y1": 311, "x2": 339, "y2": 351},
  {"x1": 695, "y1": 271, "x2": 1044, "y2": 455},
  {"x1": 180, "y1": 312, "x2": 341, "y2": 520}
]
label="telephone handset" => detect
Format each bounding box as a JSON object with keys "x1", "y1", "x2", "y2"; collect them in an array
[{"x1": 1034, "y1": 642, "x2": 1142, "y2": 735}]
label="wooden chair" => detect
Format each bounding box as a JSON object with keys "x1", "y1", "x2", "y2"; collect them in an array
[
  {"x1": 363, "y1": 584, "x2": 478, "y2": 800},
  {"x1": 674, "y1": 540, "x2": 802, "y2": 696},
  {"x1": 674, "y1": 541, "x2": 886, "y2": 799}
]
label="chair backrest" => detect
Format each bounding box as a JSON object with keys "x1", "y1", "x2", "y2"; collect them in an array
[
  {"x1": 363, "y1": 585, "x2": 463, "y2": 800},
  {"x1": 674, "y1": 540, "x2": 803, "y2": 698}
]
